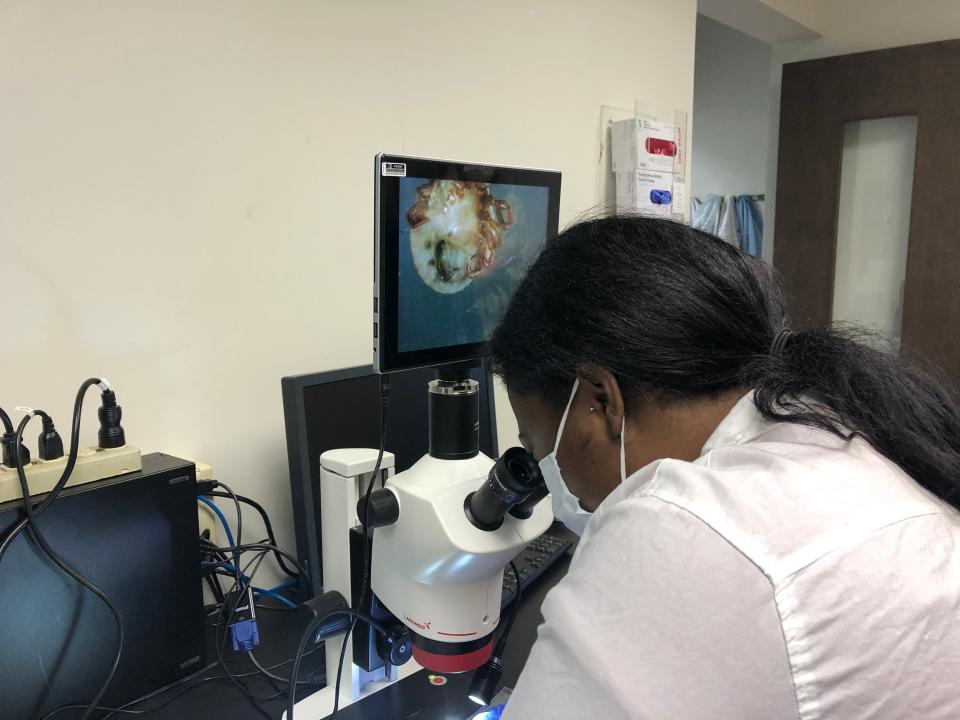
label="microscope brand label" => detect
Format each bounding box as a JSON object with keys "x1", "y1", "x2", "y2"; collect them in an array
[
  {"x1": 382, "y1": 161, "x2": 407, "y2": 177},
  {"x1": 404, "y1": 614, "x2": 430, "y2": 631}
]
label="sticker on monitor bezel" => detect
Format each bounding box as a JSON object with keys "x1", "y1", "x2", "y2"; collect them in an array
[{"x1": 382, "y1": 161, "x2": 407, "y2": 177}]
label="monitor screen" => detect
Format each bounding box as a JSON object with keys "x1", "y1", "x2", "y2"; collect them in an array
[
  {"x1": 398, "y1": 177, "x2": 551, "y2": 353},
  {"x1": 375, "y1": 155, "x2": 561, "y2": 373}
]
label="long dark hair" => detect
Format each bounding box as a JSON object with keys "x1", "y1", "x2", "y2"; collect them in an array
[{"x1": 490, "y1": 215, "x2": 960, "y2": 509}]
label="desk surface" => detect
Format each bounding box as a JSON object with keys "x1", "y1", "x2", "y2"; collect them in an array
[{"x1": 144, "y1": 531, "x2": 573, "y2": 720}]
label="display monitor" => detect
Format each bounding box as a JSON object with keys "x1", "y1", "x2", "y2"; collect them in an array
[{"x1": 374, "y1": 154, "x2": 561, "y2": 373}]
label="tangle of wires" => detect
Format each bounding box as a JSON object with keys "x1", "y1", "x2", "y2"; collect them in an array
[
  {"x1": 198, "y1": 483, "x2": 310, "y2": 615},
  {"x1": 19, "y1": 376, "x2": 390, "y2": 718},
  {"x1": 204, "y1": 489, "x2": 300, "y2": 579},
  {"x1": 197, "y1": 480, "x2": 321, "y2": 707},
  {"x1": 8, "y1": 382, "x2": 318, "y2": 719}
]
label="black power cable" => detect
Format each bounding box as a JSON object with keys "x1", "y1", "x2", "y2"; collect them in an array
[
  {"x1": 35, "y1": 659, "x2": 220, "y2": 720},
  {"x1": 0, "y1": 406, "x2": 14, "y2": 432},
  {"x1": 13, "y1": 411, "x2": 124, "y2": 720},
  {"x1": 205, "y1": 573, "x2": 227, "y2": 607},
  {"x1": 37, "y1": 645, "x2": 325, "y2": 720},
  {"x1": 286, "y1": 375, "x2": 390, "y2": 719},
  {"x1": 207, "y1": 543, "x2": 311, "y2": 581},
  {"x1": 205, "y1": 491, "x2": 300, "y2": 578},
  {"x1": 497, "y1": 561, "x2": 523, "y2": 653},
  {"x1": 328, "y1": 377, "x2": 391, "y2": 719},
  {"x1": 1, "y1": 404, "x2": 21, "y2": 468},
  {"x1": 0, "y1": 378, "x2": 105, "y2": 563},
  {"x1": 248, "y1": 650, "x2": 319, "y2": 686},
  {"x1": 286, "y1": 608, "x2": 393, "y2": 715},
  {"x1": 215, "y1": 481, "x2": 243, "y2": 584}
]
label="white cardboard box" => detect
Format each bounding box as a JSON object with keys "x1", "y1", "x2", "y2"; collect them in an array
[
  {"x1": 615, "y1": 169, "x2": 674, "y2": 217},
  {"x1": 611, "y1": 118, "x2": 677, "y2": 173}
]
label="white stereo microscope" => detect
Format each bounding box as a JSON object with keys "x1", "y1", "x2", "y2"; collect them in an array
[{"x1": 285, "y1": 371, "x2": 552, "y2": 719}]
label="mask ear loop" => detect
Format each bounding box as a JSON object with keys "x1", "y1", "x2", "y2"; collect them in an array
[
  {"x1": 554, "y1": 378, "x2": 580, "y2": 455},
  {"x1": 619, "y1": 415, "x2": 626, "y2": 483}
]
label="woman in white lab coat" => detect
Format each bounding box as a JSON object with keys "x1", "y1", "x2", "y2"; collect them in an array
[{"x1": 490, "y1": 216, "x2": 960, "y2": 720}]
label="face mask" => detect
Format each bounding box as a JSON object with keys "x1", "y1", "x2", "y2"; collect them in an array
[{"x1": 538, "y1": 378, "x2": 626, "y2": 536}]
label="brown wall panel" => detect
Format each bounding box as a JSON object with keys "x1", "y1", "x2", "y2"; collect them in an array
[{"x1": 774, "y1": 40, "x2": 960, "y2": 384}]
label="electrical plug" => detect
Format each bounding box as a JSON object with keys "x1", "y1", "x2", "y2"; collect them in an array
[
  {"x1": 1, "y1": 430, "x2": 30, "y2": 468},
  {"x1": 196, "y1": 479, "x2": 219, "y2": 495},
  {"x1": 97, "y1": 389, "x2": 125, "y2": 449},
  {"x1": 37, "y1": 415, "x2": 64, "y2": 461}
]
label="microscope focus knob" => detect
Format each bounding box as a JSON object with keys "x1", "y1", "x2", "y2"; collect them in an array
[
  {"x1": 357, "y1": 488, "x2": 400, "y2": 528},
  {"x1": 377, "y1": 625, "x2": 414, "y2": 667}
]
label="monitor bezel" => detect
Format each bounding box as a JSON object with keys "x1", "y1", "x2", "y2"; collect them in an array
[{"x1": 374, "y1": 153, "x2": 561, "y2": 374}]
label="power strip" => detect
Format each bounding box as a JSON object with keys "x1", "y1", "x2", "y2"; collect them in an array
[{"x1": 0, "y1": 445, "x2": 143, "y2": 504}]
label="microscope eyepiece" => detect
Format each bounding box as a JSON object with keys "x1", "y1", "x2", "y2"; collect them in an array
[{"x1": 465, "y1": 447, "x2": 542, "y2": 531}]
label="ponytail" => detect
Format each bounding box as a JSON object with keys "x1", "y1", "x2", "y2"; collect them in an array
[{"x1": 749, "y1": 326, "x2": 960, "y2": 508}]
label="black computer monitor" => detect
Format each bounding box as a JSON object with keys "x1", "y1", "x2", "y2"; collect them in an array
[
  {"x1": 281, "y1": 362, "x2": 498, "y2": 596},
  {"x1": 373, "y1": 154, "x2": 561, "y2": 373}
]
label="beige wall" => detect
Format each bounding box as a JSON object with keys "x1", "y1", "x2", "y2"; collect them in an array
[{"x1": 1, "y1": 0, "x2": 697, "y2": 583}]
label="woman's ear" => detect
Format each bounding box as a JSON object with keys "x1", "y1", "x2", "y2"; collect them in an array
[{"x1": 575, "y1": 363, "x2": 625, "y2": 440}]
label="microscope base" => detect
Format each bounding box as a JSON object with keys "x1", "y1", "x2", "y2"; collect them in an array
[{"x1": 283, "y1": 658, "x2": 423, "y2": 719}]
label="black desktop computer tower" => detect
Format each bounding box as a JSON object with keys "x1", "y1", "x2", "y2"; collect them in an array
[{"x1": 0, "y1": 453, "x2": 206, "y2": 720}]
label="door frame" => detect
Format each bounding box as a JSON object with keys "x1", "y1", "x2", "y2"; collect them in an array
[{"x1": 774, "y1": 40, "x2": 960, "y2": 382}]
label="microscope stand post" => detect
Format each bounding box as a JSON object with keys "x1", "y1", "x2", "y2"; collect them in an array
[{"x1": 283, "y1": 448, "x2": 422, "y2": 720}]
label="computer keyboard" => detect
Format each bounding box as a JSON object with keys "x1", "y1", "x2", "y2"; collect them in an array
[{"x1": 501, "y1": 532, "x2": 573, "y2": 608}]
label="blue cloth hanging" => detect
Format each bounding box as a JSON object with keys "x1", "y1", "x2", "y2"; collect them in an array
[
  {"x1": 733, "y1": 195, "x2": 763, "y2": 257},
  {"x1": 691, "y1": 194, "x2": 722, "y2": 235},
  {"x1": 691, "y1": 194, "x2": 739, "y2": 246}
]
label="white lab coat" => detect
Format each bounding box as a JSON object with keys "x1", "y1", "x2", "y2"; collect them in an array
[{"x1": 502, "y1": 392, "x2": 960, "y2": 719}]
